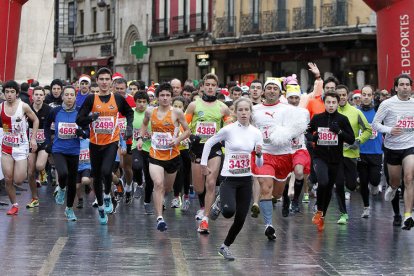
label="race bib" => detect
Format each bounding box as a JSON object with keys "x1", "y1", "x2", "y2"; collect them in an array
[
  {"x1": 291, "y1": 137, "x2": 301, "y2": 150},
  {"x1": 58, "y1": 122, "x2": 77, "y2": 139},
  {"x1": 133, "y1": 128, "x2": 151, "y2": 140},
  {"x1": 317, "y1": 127, "x2": 338, "y2": 145},
  {"x1": 93, "y1": 116, "x2": 115, "y2": 134},
  {"x1": 259, "y1": 125, "x2": 271, "y2": 144},
  {"x1": 151, "y1": 132, "x2": 173, "y2": 150},
  {"x1": 396, "y1": 115, "x2": 414, "y2": 132},
  {"x1": 227, "y1": 153, "x2": 251, "y2": 175},
  {"x1": 195, "y1": 122, "x2": 216, "y2": 139},
  {"x1": 3, "y1": 133, "x2": 21, "y2": 147},
  {"x1": 29, "y1": 128, "x2": 46, "y2": 144},
  {"x1": 118, "y1": 118, "x2": 126, "y2": 134},
  {"x1": 79, "y1": 149, "x2": 90, "y2": 164}
]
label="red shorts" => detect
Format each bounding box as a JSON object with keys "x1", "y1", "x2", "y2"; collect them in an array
[
  {"x1": 292, "y1": 149, "x2": 311, "y2": 174},
  {"x1": 252, "y1": 152, "x2": 293, "y2": 181}
]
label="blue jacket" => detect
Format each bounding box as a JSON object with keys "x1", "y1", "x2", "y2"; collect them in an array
[{"x1": 359, "y1": 105, "x2": 383, "y2": 155}]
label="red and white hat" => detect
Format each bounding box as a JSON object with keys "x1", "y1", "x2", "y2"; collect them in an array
[
  {"x1": 147, "y1": 86, "x2": 155, "y2": 97},
  {"x1": 352, "y1": 90, "x2": 361, "y2": 98},
  {"x1": 112, "y1": 72, "x2": 124, "y2": 81},
  {"x1": 79, "y1": 74, "x2": 91, "y2": 84}
]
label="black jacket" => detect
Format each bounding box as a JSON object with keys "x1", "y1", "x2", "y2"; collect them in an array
[
  {"x1": 44, "y1": 93, "x2": 63, "y2": 108},
  {"x1": 19, "y1": 91, "x2": 30, "y2": 105},
  {"x1": 306, "y1": 110, "x2": 355, "y2": 164}
]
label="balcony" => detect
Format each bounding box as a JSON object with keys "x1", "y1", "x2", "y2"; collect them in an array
[
  {"x1": 215, "y1": 16, "x2": 236, "y2": 38},
  {"x1": 240, "y1": 13, "x2": 261, "y2": 35},
  {"x1": 292, "y1": 6, "x2": 316, "y2": 30},
  {"x1": 171, "y1": 15, "x2": 187, "y2": 35},
  {"x1": 322, "y1": 1, "x2": 348, "y2": 27},
  {"x1": 261, "y1": 10, "x2": 289, "y2": 33},
  {"x1": 189, "y1": 13, "x2": 206, "y2": 33},
  {"x1": 152, "y1": 18, "x2": 168, "y2": 39}
]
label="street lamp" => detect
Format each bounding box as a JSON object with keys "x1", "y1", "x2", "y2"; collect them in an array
[{"x1": 97, "y1": 0, "x2": 107, "y2": 11}]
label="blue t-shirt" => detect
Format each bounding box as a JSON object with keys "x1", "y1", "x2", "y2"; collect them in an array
[
  {"x1": 78, "y1": 138, "x2": 91, "y2": 171},
  {"x1": 76, "y1": 91, "x2": 89, "y2": 108},
  {"x1": 359, "y1": 107, "x2": 383, "y2": 155}
]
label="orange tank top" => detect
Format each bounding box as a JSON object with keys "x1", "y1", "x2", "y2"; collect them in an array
[
  {"x1": 149, "y1": 107, "x2": 180, "y2": 160},
  {"x1": 90, "y1": 93, "x2": 120, "y2": 145}
]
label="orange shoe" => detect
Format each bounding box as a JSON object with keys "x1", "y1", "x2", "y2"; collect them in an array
[
  {"x1": 312, "y1": 211, "x2": 322, "y2": 224},
  {"x1": 7, "y1": 205, "x2": 19, "y2": 216},
  {"x1": 312, "y1": 211, "x2": 325, "y2": 231},
  {"x1": 198, "y1": 219, "x2": 209, "y2": 234}
]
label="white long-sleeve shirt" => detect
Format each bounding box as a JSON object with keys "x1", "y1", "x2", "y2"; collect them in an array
[
  {"x1": 372, "y1": 95, "x2": 414, "y2": 150},
  {"x1": 201, "y1": 121, "x2": 263, "y2": 177}
]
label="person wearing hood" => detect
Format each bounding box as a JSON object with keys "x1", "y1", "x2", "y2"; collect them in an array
[{"x1": 44, "y1": 79, "x2": 63, "y2": 108}]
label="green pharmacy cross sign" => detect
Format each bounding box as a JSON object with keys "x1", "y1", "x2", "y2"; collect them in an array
[{"x1": 130, "y1": 41, "x2": 148, "y2": 60}]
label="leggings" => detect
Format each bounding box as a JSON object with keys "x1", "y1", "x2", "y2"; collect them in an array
[
  {"x1": 335, "y1": 157, "x2": 358, "y2": 214},
  {"x1": 220, "y1": 176, "x2": 252, "y2": 247},
  {"x1": 53, "y1": 153, "x2": 79, "y2": 208},
  {"x1": 357, "y1": 154, "x2": 382, "y2": 207},
  {"x1": 90, "y1": 142, "x2": 118, "y2": 206},
  {"x1": 173, "y1": 149, "x2": 191, "y2": 197},
  {"x1": 132, "y1": 149, "x2": 154, "y2": 204},
  {"x1": 314, "y1": 158, "x2": 340, "y2": 216}
]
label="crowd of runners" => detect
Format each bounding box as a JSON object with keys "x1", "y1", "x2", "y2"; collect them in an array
[{"x1": 0, "y1": 62, "x2": 413, "y2": 261}]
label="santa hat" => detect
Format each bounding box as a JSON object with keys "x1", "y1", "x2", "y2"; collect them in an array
[
  {"x1": 112, "y1": 72, "x2": 124, "y2": 81},
  {"x1": 147, "y1": 86, "x2": 155, "y2": 97},
  {"x1": 286, "y1": 84, "x2": 301, "y2": 98},
  {"x1": 352, "y1": 90, "x2": 361, "y2": 98},
  {"x1": 264, "y1": 77, "x2": 282, "y2": 91},
  {"x1": 79, "y1": 74, "x2": 91, "y2": 84}
]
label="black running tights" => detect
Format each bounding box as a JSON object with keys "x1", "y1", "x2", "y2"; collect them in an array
[{"x1": 53, "y1": 153, "x2": 79, "y2": 208}]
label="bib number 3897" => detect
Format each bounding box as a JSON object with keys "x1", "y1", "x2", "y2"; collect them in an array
[{"x1": 317, "y1": 127, "x2": 338, "y2": 145}]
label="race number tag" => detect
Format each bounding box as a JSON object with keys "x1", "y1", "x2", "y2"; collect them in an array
[
  {"x1": 3, "y1": 133, "x2": 21, "y2": 147},
  {"x1": 93, "y1": 116, "x2": 115, "y2": 134},
  {"x1": 195, "y1": 122, "x2": 216, "y2": 139},
  {"x1": 396, "y1": 115, "x2": 414, "y2": 132},
  {"x1": 291, "y1": 137, "x2": 301, "y2": 150},
  {"x1": 118, "y1": 118, "x2": 126, "y2": 134},
  {"x1": 259, "y1": 125, "x2": 271, "y2": 144},
  {"x1": 317, "y1": 127, "x2": 338, "y2": 145},
  {"x1": 151, "y1": 132, "x2": 172, "y2": 150},
  {"x1": 79, "y1": 149, "x2": 90, "y2": 164},
  {"x1": 133, "y1": 128, "x2": 140, "y2": 140},
  {"x1": 227, "y1": 153, "x2": 251, "y2": 175},
  {"x1": 29, "y1": 128, "x2": 46, "y2": 144},
  {"x1": 58, "y1": 122, "x2": 77, "y2": 139}
]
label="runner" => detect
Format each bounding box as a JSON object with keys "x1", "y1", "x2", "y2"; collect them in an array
[
  {"x1": 307, "y1": 91, "x2": 355, "y2": 231},
  {"x1": 372, "y1": 74, "x2": 414, "y2": 230},
  {"x1": 76, "y1": 67, "x2": 134, "y2": 225},
  {"x1": 185, "y1": 73, "x2": 232, "y2": 233},
  {"x1": 251, "y1": 78, "x2": 308, "y2": 239},
  {"x1": 1, "y1": 80, "x2": 39, "y2": 215},
  {"x1": 27, "y1": 86, "x2": 52, "y2": 208},
  {"x1": 201, "y1": 97, "x2": 263, "y2": 260},
  {"x1": 76, "y1": 74, "x2": 91, "y2": 108},
  {"x1": 76, "y1": 138, "x2": 92, "y2": 209},
  {"x1": 45, "y1": 85, "x2": 85, "y2": 221},
  {"x1": 137, "y1": 82, "x2": 190, "y2": 231}
]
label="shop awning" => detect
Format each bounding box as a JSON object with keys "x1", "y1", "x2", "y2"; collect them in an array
[{"x1": 69, "y1": 57, "x2": 112, "y2": 68}]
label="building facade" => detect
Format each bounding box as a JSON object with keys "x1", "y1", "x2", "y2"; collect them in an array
[{"x1": 187, "y1": 0, "x2": 377, "y2": 91}]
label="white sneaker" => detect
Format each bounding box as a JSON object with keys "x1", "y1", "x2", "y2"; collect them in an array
[
  {"x1": 384, "y1": 186, "x2": 397, "y2": 201},
  {"x1": 361, "y1": 207, "x2": 370, "y2": 218},
  {"x1": 181, "y1": 196, "x2": 190, "y2": 212},
  {"x1": 195, "y1": 209, "x2": 205, "y2": 220},
  {"x1": 369, "y1": 184, "x2": 379, "y2": 195},
  {"x1": 345, "y1": 192, "x2": 351, "y2": 200},
  {"x1": 171, "y1": 197, "x2": 181, "y2": 208}
]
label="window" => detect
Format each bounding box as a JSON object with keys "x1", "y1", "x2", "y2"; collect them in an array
[
  {"x1": 79, "y1": 10, "x2": 84, "y2": 35},
  {"x1": 106, "y1": 6, "x2": 111, "y2": 31},
  {"x1": 277, "y1": 0, "x2": 286, "y2": 30},
  {"x1": 92, "y1": 7, "x2": 97, "y2": 33},
  {"x1": 305, "y1": 0, "x2": 314, "y2": 28},
  {"x1": 68, "y1": 2, "x2": 75, "y2": 35},
  {"x1": 227, "y1": 0, "x2": 234, "y2": 32},
  {"x1": 252, "y1": 0, "x2": 260, "y2": 26}
]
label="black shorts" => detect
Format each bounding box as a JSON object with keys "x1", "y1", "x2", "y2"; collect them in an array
[
  {"x1": 30, "y1": 143, "x2": 47, "y2": 154},
  {"x1": 384, "y1": 147, "x2": 414, "y2": 166},
  {"x1": 189, "y1": 142, "x2": 222, "y2": 164},
  {"x1": 149, "y1": 155, "x2": 180, "y2": 174},
  {"x1": 77, "y1": 169, "x2": 91, "y2": 183}
]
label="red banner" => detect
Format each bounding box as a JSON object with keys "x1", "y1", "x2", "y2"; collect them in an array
[
  {"x1": 0, "y1": 0, "x2": 29, "y2": 81},
  {"x1": 364, "y1": 0, "x2": 414, "y2": 89}
]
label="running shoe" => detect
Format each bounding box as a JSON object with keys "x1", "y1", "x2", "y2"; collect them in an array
[
  {"x1": 111, "y1": 197, "x2": 118, "y2": 214},
  {"x1": 384, "y1": 186, "x2": 397, "y2": 201},
  {"x1": 264, "y1": 225, "x2": 276, "y2": 240},
  {"x1": 157, "y1": 218, "x2": 167, "y2": 232},
  {"x1": 40, "y1": 169, "x2": 48, "y2": 186},
  {"x1": 402, "y1": 217, "x2": 414, "y2": 230},
  {"x1": 302, "y1": 193, "x2": 310, "y2": 203},
  {"x1": 55, "y1": 187, "x2": 66, "y2": 205},
  {"x1": 26, "y1": 198, "x2": 39, "y2": 209},
  {"x1": 290, "y1": 199, "x2": 300, "y2": 213},
  {"x1": 144, "y1": 203, "x2": 154, "y2": 215},
  {"x1": 65, "y1": 207, "x2": 77, "y2": 221},
  {"x1": 171, "y1": 197, "x2": 181, "y2": 208},
  {"x1": 125, "y1": 192, "x2": 133, "y2": 205},
  {"x1": 393, "y1": 214, "x2": 402, "y2": 226},
  {"x1": 312, "y1": 211, "x2": 324, "y2": 232},
  {"x1": 7, "y1": 205, "x2": 19, "y2": 216},
  {"x1": 36, "y1": 179, "x2": 41, "y2": 188},
  {"x1": 361, "y1": 207, "x2": 370, "y2": 218},
  {"x1": 311, "y1": 184, "x2": 318, "y2": 198},
  {"x1": 181, "y1": 196, "x2": 190, "y2": 212},
  {"x1": 337, "y1": 213, "x2": 349, "y2": 225},
  {"x1": 53, "y1": 186, "x2": 59, "y2": 197},
  {"x1": 218, "y1": 246, "x2": 235, "y2": 261},
  {"x1": 98, "y1": 209, "x2": 108, "y2": 225},
  {"x1": 345, "y1": 191, "x2": 351, "y2": 200},
  {"x1": 115, "y1": 179, "x2": 124, "y2": 199},
  {"x1": 198, "y1": 219, "x2": 209, "y2": 234},
  {"x1": 76, "y1": 198, "x2": 83, "y2": 209},
  {"x1": 134, "y1": 184, "x2": 144, "y2": 199},
  {"x1": 210, "y1": 195, "x2": 221, "y2": 221},
  {"x1": 195, "y1": 208, "x2": 204, "y2": 220},
  {"x1": 251, "y1": 203, "x2": 260, "y2": 218},
  {"x1": 103, "y1": 197, "x2": 113, "y2": 213},
  {"x1": 92, "y1": 199, "x2": 98, "y2": 208}
]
